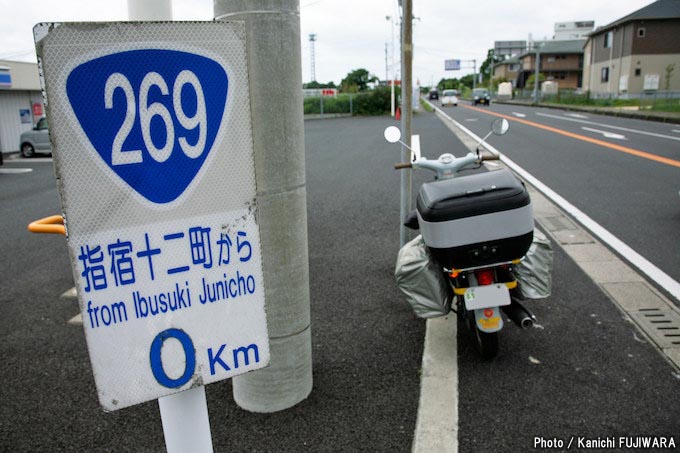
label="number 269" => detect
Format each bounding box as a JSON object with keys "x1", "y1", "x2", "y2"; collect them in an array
[{"x1": 105, "y1": 71, "x2": 207, "y2": 166}]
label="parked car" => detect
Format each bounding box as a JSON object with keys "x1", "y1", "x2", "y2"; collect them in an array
[
  {"x1": 20, "y1": 117, "x2": 51, "y2": 158},
  {"x1": 440, "y1": 89, "x2": 459, "y2": 107},
  {"x1": 472, "y1": 88, "x2": 491, "y2": 106},
  {"x1": 428, "y1": 89, "x2": 439, "y2": 100}
]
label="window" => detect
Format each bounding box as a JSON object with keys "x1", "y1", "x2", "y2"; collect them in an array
[
  {"x1": 601, "y1": 67, "x2": 609, "y2": 83},
  {"x1": 635, "y1": 68, "x2": 641, "y2": 77},
  {"x1": 36, "y1": 117, "x2": 49, "y2": 130},
  {"x1": 637, "y1": 28, "x2": 646, "y2": 38},
  {"x1": 604, "y1": 31, "x2": 613, "y2": 48}
]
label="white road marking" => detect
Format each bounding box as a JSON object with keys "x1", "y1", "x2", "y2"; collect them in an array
[
  {"x1": 0, "y1": 168, "x2": 32, "y2": 174},
  {"x1": 672, "y1": 130, "x2": 680, "y2": 134},
  {"x1": 581, "y1": 127, "x2": 627, "y2": 140},
  {"x1": 565, "y1": 113, "x2": 589, "y2": 119},
  {"x1": 536, "y1": 112, "x2": 680, "y2": 142},
  {"x1": 512, "y1": 112, "x2": 526, "y2": 118},
  {"x1": 412, "y1": 316, "x2": 458, "y2": 453},
  {"x1": 464, "y1": 118, "x2": 478, "y2": 122}
]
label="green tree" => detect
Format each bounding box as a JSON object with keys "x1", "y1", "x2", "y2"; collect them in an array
[
  {"x1": 341, "y1": 68, "x2": 378, "y2": 93},
  {"x1": 303, "y1": 81, "x2": 336, "y2": 89},
  {"x1": 526, "y1": 73, "x2": 546, "y2": 90},
  {"x1": 480, "y1": 49, "x2": 502, "y2": 85},
  {"x1": 437, "y1": 78, "x2": 459, "y2": 90},
  {"x1": 459, "y1": 74, "x2": 475, "y2": 89}
]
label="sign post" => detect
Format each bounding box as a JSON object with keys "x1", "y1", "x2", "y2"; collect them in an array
[{"x1": 35, "y1": 21, "x2": 270, "y2": 450}]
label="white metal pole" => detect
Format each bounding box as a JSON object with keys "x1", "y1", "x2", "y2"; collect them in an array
[
  {"x1": 127, "y1": 0, "x2": 172, "y2": 20},
  {"x1": 158, "y1": 387, "x2": 214, "y2": 453},
  {"x1": 126, "y1": 2, "x2": 214, "y2": 451}
]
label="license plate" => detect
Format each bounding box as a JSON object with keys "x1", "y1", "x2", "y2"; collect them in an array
[{"x1": 463, "y1": 284, "x2": 510, "y2": 310}]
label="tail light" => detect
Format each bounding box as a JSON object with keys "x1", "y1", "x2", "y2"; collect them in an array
[{"x1": 475, "y1": 269, "x2": 495, "y2": 286}]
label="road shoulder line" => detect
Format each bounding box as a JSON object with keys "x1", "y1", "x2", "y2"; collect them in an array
[{"x1": 412, "y1": 315, "x2": 458, "y2": 453}]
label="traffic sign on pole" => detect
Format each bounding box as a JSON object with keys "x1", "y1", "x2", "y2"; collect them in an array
[{"x1": 35, "y1": 21, "x2": 270, "y2": 411}]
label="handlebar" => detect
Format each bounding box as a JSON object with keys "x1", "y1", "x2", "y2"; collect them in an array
[
  {"x1": 394, "y1": 162, "x2": 413, "y2": 170},
  {"x1": 480, "y1": 152, "x2": 500, "y2": 161},
  {"x1": 393, "y1": 151, "x2": 501, "y2": 175}
]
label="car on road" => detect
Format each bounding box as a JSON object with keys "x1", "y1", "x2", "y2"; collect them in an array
[
  {"x1": 19, "y1": 117, "x2": 51, "y2": 158},
  {"x1": 428, "y1": 89, "x2": 439, "y2": 100},
  {"x1": 472, "y1": 88, "x2": 491, "y2": 106},
  {"x1": 440, "y1": 89, "x2": 459, "y2": 107}
]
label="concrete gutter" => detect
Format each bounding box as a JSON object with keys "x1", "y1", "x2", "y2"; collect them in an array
[{"x1": 494, "y1": 99, "x2": 680, "y2": 124}]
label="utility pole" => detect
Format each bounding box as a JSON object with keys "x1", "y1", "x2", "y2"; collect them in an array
[
  {"x1": 214, "y1": 0, "x2": 312, "y2": 413},
  {"x1": 472, "y1": 59, "x2": 477, "y2": 91},
  {"x1": 385, "y1": 42, "x2": 389, "y2": 85},
  {"x1": 399, "y1": 0, "x2": 413, "y2": 247},
  {"x1": 309, "y1": 33, "x2": 317, "y2": 82},
  {"x1": 386, "y1": 15, "x2": 396, "y2": 117},
  {"x1": 533, "y1": 46, "x2": 541, "y2": 103}
]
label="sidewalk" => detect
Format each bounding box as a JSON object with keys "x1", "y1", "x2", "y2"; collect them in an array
[{"x1": 495, "y1": 99, "x2": 680, "y2": 124}]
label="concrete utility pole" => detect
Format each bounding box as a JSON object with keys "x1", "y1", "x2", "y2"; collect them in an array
[
  {"x1": 214, "y1": 0, "x2": 312, "y2": 412},
  {"x1": 533, "y1": 47, "x2": 541, "y2": 103},
  {"x1": 399, "y1": 0, "x2": 413, "y2": 248}
]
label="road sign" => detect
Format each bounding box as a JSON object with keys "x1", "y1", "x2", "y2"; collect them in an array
[
  {"x1": 445, "y1": 59, "x2": 461, "y2": 71},
  {"x1": 35, "y1": 22, "x2": 270, "y2": 411}
]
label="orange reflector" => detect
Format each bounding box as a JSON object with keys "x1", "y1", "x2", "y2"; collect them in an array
[{"x1": 483, "y1": 308, "x2": 494, "y2": 318}]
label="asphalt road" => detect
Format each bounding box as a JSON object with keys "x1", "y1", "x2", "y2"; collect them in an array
[
  {"x1": 1, "y1": 112, "x2": 679, "y2": 451},
  {"x1": 439, "y1": 101, "x2": 680, "y2": 296}
]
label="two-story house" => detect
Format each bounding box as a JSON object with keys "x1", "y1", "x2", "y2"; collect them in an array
[
  {"x1": 582, "y1": 0, "x2": 680, "y2": 97},
  {"x1": 515, "y1": 40, "x2": 587, "y2": 90},
  {"x1": 493, "y1": 56, "x2": 521, "y2": 87}
]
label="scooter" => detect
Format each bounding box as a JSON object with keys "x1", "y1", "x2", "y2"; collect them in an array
[{"x1": 386, "y1": 119, "x2": 537, "y2": 359}]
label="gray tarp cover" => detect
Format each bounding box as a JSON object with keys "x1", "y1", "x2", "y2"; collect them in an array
[
  {"x1": 395, "y1": 235, "x2": 451, "y2": 318},
  {"x1": 513, "y1": 228, "x2": 553, "y2": 299}
]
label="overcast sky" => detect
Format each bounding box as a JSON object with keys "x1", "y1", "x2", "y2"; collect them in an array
[{"x1": 0, "y1": 0, "x2": 657, "y2": 86}]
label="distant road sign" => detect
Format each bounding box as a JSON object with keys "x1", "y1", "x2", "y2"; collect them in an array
[
  {"x1": 445, "y1": 59, "x2": 461, "y2": 71},
  {"x1": 35, "y1": 21, "x2": 270, "y2": 411}
]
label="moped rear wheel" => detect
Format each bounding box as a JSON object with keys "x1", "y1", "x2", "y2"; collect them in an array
[
  {"x1": 469, "y1": 317, "x2": 499, "y2": 359},
  {"x1": 457, "y1": 296, "x2": 499, "y2": 359}
]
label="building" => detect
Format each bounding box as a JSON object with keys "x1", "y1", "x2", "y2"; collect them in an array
[
  {"x1": 554, "y1": 21, "x2": 595, "y2": 40},
  {"x1": 582, "y1": 0, "x2": 680, "y2": 97},
  {"x1": 0, "y1": 60, "x2": 44, "y2": 155},
  {"x1": 493, "y1": 56, "x2": 521, "y2": 87},
  {"x1": 515, "y1": 40, "x2": 587, "y2": 90},
  {"x1": 494, "y1": 41, "x2": 527, "y2": 59}
]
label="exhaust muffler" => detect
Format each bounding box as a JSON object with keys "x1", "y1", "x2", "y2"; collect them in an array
[{"x1": 501, "y1": 299, "x2": 536, "y2": 329}]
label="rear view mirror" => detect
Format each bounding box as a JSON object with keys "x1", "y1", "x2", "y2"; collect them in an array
[
  {"x1": 384, "y1": 126, "x2": 401, "y2": 143},
  {"x1": 491, "y1": 118, "x2": 510, "y2": 136}
]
